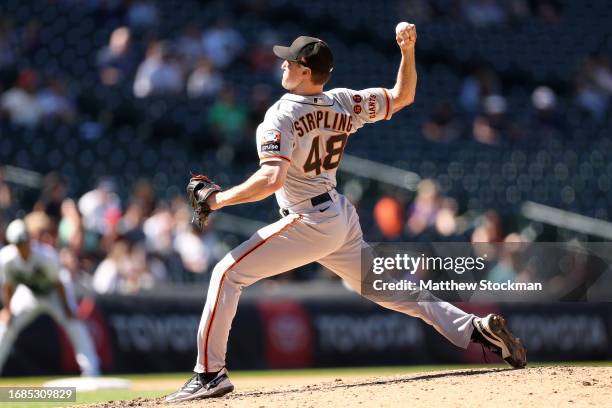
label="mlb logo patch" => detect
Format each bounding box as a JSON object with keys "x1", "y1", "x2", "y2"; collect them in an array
[{"x1": 261, "y1": 129, "x2": 281, "y2": 152}]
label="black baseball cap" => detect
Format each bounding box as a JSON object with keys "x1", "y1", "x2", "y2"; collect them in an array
[{"x1": 273, "y1": 36, "x2": 334, "y2": 75}]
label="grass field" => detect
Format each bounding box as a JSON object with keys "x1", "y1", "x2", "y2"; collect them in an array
[{"x1": 0, "y1": 362, "x2": 610, "y2": 407}]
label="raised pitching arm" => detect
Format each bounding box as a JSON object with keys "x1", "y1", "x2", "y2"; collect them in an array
[{"x1": 389, "y1": 23, "x2": 417, "y2": 114}]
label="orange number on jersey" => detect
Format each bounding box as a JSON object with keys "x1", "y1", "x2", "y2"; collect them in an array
[{"x1": 303, "y1": 134, "x2": 348, "y2": 175}]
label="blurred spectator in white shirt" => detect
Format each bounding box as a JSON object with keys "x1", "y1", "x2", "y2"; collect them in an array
[
  {"x1": 172, "y1": 203, "x2": 224, "y2": 276},
  {"x1": 143, "y1": 208, "x2": 175, "y2": 255},
  {"x1": 187, "y1": 58, "x2": 224, "y2": 98},
  {"x1": 173, "y1": 223, "x2": 214, "y2": 275},
  {"x1": 0, "y1": 69, "x2": 42, "y2": 127},
  {"x1": 93, "y1": 240, "x2": 167, "y2": 294},
  {"x1": 92, "y1": 239, "x2": 129, "y2": 294},
  {"x1": 133, "y1": 41, "x2": 183, "y2": 97},
  {"x1": 78, "y1": 178, "x2": 121, "y2": 237},
  {"x1": 59, "y1": 247, "x2": 90, "y2": 289}
]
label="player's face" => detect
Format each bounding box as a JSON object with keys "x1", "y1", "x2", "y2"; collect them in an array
[{"x1": 281, "y1": 60, "x2": 308, "y2": 91}]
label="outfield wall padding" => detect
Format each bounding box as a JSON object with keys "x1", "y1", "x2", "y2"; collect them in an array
[{"x1": 2, "y1": 287, "x2": 611, "y2": 375}]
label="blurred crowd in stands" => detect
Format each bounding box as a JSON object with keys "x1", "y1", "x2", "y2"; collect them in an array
[
  {"x1": 371, "y1": 178, "x2": 522, "y2": 243},
  {"x1": 2, "y1": 0, "x2": 610, "y2": 144},
  {"x1": 399, "y1": 0, "x2": 563, "y2": 26},
  {"x1": 1, "y1": 0, "x2": 611, "y2": 292},
  {"x1": 0, "y1": 172, "x2": 228, "y2": 293},
  {"x1": 0, "y1": 168, "x2": 534, "y2": 293}
]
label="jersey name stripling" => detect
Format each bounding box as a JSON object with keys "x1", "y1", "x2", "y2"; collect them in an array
[{"x1": 293, "y1": 111, "x2": 353, "y2": 136}]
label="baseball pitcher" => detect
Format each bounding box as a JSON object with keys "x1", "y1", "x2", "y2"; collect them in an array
[
  {"x1": 0, "y1": 219, "x2": 100, "y2": 376},
  {"x1": 167, "y1": 24, "x2": 526, "y2": 402}
]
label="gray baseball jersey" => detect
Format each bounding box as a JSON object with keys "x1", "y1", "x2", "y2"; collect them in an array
[
  {"x1": 194, "y1": 87, "x2": 477, "y2": 374},
  {"x1": 256, "y1": 87, "x2": 392, "y2": 209}
]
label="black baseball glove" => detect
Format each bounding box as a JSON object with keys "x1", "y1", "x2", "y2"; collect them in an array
[{"x1": 186, "y1": 173, "x2": 222, "y2": 228}]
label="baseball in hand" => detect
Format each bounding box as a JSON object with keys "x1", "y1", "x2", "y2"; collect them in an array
[
  {"x1": 395, "y1": 21, "x2": 416, "y2": 51},
  {"x1": 395, "y1": 22, "x2": 413, "y2": 35}
]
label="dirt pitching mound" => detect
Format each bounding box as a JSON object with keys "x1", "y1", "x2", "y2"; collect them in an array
[{"x1": 85, "y1": 366, "x2": 612, "y2": 408}]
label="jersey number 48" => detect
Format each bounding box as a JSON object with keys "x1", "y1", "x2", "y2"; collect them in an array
[{"x1": 303, "y1": 134, "x2": 348, "y2": 175}]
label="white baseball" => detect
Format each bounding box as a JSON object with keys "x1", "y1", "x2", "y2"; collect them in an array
[{"x1": 395, "y1": 22, "x2": 413, "y2": 34}]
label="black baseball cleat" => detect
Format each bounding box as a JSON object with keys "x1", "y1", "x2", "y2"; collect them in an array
[
  {"x1": 471, "y1": 314, "x2": 527, "y2": 369},
  {"x1": 165, "y1": 368, "x2": 234, "y2": 403}
]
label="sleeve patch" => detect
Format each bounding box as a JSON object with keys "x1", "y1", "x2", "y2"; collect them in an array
[{"x1": 260, "y1": 129, "x2": 281, "y2": 152}]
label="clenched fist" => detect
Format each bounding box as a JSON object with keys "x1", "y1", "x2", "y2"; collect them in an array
[{"x1": 396, "y1": 22, "x2": 417, "y2": 53}]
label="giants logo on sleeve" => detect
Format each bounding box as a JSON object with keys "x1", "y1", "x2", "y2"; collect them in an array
[
  {"x1": 261, "y1": 129, "x2": 281, "y2": 152},
  {"x1": 368, "y1": 94, "x2": 378, "y2": 119}
]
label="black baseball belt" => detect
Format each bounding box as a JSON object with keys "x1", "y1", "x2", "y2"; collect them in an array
[
  {"x1": 310, "y1": 191, "x2": 332, "y2": 206},
  {"x1": 280, "y1": 191, "x2": 332, "y2": 217}
]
